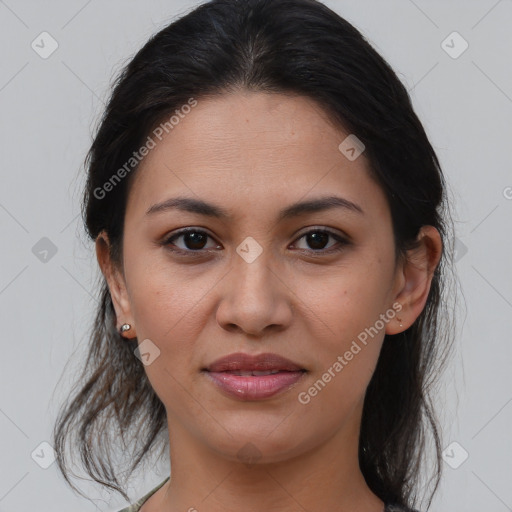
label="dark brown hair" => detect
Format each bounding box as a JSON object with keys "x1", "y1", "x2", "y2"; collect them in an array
[{"x1": 52, "y1": 0, "x2": 457, "y2": 509}]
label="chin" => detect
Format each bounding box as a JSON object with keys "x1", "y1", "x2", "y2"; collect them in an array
[{"x1": 202, "y1": 421, "x2": 319, "y2": 466}]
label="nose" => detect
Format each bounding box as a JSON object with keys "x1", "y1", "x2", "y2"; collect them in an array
[{"x1": 215, "y1": 252, "x2": 293, "y2": 338}]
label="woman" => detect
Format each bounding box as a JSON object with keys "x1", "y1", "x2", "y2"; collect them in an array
[{"x1": 52, "y1": 0, "x2": 456, "y2": 511}]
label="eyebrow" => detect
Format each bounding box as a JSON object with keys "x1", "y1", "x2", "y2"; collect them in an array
[{"x1": 145, "y1": 195, "x2": 364, "y2": 221}]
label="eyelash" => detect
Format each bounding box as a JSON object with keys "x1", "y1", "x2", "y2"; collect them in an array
[{"x1": 161, "y1": 227, "x2": 350, "y2": 257}]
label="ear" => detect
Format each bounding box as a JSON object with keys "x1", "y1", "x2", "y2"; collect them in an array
[
  {"x1": 95, "y1": 230, "x2": 136, "y2": 338},
  {"x1": 386, "y1": 225, "x2": 442, "y2": 335}
]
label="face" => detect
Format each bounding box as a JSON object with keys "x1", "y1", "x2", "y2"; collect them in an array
[{"x1": 98, "y1": 91, "x2": 438, "y2": 465}]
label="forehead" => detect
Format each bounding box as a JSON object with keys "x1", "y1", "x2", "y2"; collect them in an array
[{"x1": 126, "y1": 91, "x2": 389, "y2": 223}]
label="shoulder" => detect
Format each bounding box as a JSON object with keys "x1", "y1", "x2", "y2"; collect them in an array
[
  {"x1": 116, "y1": 504, "x2": 140, "y2": 512},
  {"x1": 116, "y1": 477, "x2": 170, "y2": 512}
]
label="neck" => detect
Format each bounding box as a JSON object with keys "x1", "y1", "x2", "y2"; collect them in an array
[{"x1": 146, "y1": 401, "x2": 384, "y2": 512}]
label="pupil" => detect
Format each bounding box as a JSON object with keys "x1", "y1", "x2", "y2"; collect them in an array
[
  {"x1": 308, "y1": 232, "x2": 328, "y2": 250},
  {"x1": 185, "y1": 232, "x2": 206, "y2": 250}
]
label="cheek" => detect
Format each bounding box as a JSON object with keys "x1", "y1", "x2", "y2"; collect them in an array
[
  {"x1": 124, "y1": 253, "x2": 215, "y2": 369},
  {"x1": 308, "y1": 262, "x2": 391, "y2": 345},
  {"x1": 299, "y1": 258, "x2": 392, "y2": 396},
  {"x1": 124, "y1": 258, "x2": 216, "y2": 412},
  {"x1": 295, "y1": 292, "x2": 384, "y2": 426},
  {"x1": 126, "y1": 246, "x2": 200, "y2": 323}
]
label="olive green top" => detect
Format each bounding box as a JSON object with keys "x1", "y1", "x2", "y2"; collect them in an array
[{"x1": 117, "y1": 476, "x2": 170, "y2": 512}]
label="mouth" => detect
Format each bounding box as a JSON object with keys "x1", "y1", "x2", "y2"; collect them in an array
[{"x1": 202, "y1": 352, "x2": 307, "y2": 401}]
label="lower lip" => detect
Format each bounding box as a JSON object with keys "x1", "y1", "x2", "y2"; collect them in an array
[{"x1": 204, "y1": 370, "x2": 306, "y2": 400}]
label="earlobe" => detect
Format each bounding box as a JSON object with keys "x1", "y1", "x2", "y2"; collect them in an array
[
  {"x1": 95, "y1": 231, "x2": 135, "y2": 337},
  {"x1": 386, "y1": 226, "x2": 442, "y2": 335}
]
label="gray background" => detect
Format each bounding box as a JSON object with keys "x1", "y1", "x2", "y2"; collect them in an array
[{"x1": 0, "y1": 0, "x2": 511, "y2": 511}]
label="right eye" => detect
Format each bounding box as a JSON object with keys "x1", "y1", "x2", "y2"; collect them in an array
[{"x1": 162, "y1": 228, "x2": 222, "y2": 254}]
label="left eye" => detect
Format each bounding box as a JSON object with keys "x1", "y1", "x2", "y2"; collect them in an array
[
  {"x1": 293, "y1": 229, "x2": 347, "y2": 252},
  {"x1": 162, "y1": 228, "x2": 348, "y2": 254}
]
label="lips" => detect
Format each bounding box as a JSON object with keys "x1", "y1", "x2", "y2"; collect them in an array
[
  {"x1": 203, "y1": 352, "x2": 307, "y2": 400},
  {"x1": 204, "y1": 352, "x2": 305, "y2": 373}
]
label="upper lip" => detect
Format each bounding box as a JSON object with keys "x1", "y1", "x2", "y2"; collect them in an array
[{"x1": 204, "y1": 352, "x2": 305, "y2": 372}]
